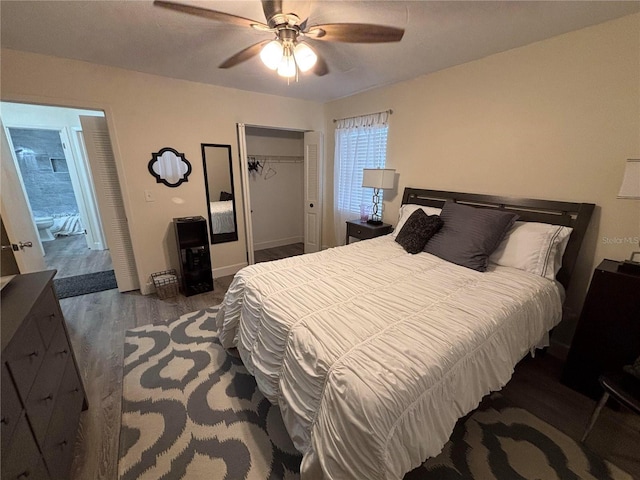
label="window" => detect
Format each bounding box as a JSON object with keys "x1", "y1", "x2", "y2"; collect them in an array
[{"x1": 333, "y1": 111, "x2": 390, "y2": 244}]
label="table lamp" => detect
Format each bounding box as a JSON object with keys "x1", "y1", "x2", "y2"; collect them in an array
[
  {"x1": 362, "y1": 168, "x2": 395, "y2": 225},
  {"x1": 617, "y1": 158, "x2": 640, "y2": 274}
]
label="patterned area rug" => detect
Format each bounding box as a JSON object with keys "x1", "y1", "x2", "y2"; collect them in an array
[
  {"x1": 119, "y1": 307, "x2": 632, "y2": 480},
  {"x1": 54, "y1": 269, "x2": 117, "y2": 298}
]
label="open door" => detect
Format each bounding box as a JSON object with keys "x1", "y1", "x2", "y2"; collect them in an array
[
  {"x1": 304, "y1": 131, "x2": 323, "y2": 253},
  {"x1": 236, "y1": 123, "x2": 255, "y2": 265},
  {"x1": 80, "y1": 116, "x2": 139, "y2": 292},
  {"x1": 0, "y1": 121, "x2": 45, "y2": 273}
]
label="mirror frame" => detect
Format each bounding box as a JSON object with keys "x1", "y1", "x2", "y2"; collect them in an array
[
  {"x1": 148, "y1": 147, "x2": 192, "y2": 187},
  {"x1": 201, "y1": 143, "x2": 239, "y2": 244}
]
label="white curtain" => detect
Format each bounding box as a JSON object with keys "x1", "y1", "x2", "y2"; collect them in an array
[{"x1": 333, "y1": 111, "x2": 389, "y2": 245}]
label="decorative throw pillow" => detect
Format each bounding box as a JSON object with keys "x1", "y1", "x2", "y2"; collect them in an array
[
  {"x1": 424, "y1": 201, "x2": 519, "y2": 272},
  {"x1": 393, "y1": 204, "x2": 442, "y2": 238},
  {"x1": 395, "y1": 209, "x2": 444, "y2": 254}
]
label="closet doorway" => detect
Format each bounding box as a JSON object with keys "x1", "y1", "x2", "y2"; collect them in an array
[
  {"x1": 245, "y1": 126, "x2": 305, "y2": 263},
  {"x1": 238, "y1": 124, "x2": 323, "y2": 265}
]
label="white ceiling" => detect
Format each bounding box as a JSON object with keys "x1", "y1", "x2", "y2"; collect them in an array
[{"x1": 2, "y1": 1, "x2": 638, "y2": 102}]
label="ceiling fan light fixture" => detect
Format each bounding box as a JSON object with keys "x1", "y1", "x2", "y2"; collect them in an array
[
  {"x1": 277, "y1": 49, "x2": 296, "y2": 78},
  {"x1": 293, "y1": 42, "x2": 317, "y2": 72},
  {"x1": 260, "y1": 40, "x2": 283, "y2": 70}
]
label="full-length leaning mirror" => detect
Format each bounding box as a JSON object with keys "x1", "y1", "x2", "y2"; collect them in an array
[{"x1": 202, "y1": 143, "x2": 238, "y2": 244}]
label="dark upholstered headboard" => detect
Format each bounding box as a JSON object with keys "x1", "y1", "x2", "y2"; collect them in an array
[{"x1": 401, "y1": 188, "x2": 595, "y2": 289}]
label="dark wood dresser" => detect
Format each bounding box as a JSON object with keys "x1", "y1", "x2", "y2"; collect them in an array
[
  {"x1": 562, "y1": 259, "x2": 640, "y2": 399},
  {"x1": 1, "y1": 270, "x2": 87, "y2": 480}
]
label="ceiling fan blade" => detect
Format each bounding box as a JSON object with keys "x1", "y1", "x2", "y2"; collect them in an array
[
  {"x1": 306, "y1": 24, "x2": 404, "y2": 43},
  {"x1": 154, "y1": 0, "x2": 269, "y2": 30},
  {"x1": 262, "y1": 0, "x2": 282, "y2": 25},
  {"x1": 218, "y1": 40, "x2": 271, "y2": 69},
  {"x1": 312, "y1": 53, "x2": 329, "y2": 77}
]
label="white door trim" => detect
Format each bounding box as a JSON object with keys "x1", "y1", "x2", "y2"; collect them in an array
[
  {"x1": 236, "y1": 123, "x2": 254, "y2": 265},
  {"x1": 237, "y1": 123, "x2": 319, "y2": 264}
]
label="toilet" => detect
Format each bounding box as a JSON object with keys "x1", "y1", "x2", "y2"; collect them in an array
[{"x1": 35, "y1": 216, "x2": 55, "y2": 242}]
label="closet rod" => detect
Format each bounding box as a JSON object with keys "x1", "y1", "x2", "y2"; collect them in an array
[
  {"x1": 248, "y1": 155, "x2": 303, "y2": 163},
  {"x1": 333, "y1": 109, "x2": 393, "y2": 123}
]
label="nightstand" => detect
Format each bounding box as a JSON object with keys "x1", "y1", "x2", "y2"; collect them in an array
[
  {"x1": 345, "y1": 219, "x2": 393, "y2": 245},
  {"x1": 562, "y1": 259, "x2": 640, "y2": 399}
]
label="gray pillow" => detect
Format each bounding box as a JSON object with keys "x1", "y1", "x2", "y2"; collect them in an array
[
  {"x1": 424, "y1": 201, "x2": 518, "y2": 271},
  {"x1": 395, "y1": 209, "x2": 443, "y2": 254}
]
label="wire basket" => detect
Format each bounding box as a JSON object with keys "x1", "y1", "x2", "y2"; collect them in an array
[{"x1": 151, "y1": 269, "x2": 179, "y2": 300}]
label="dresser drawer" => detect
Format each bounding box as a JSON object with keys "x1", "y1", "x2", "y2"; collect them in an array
[
  {"x1": 347, "y1": 222, "x2": 376, "y2": 240},
  {"x1": 25, "y1": 323, "x2": 70, "y2": 446},
  {"x1": 1, "y1": 363, "x2": 23, "y2": 452},
  {"x1": 33, "y1": 286, "x2": 61, "y2": 349},
  {"x1": 5, "y1": 318, "x2": 46, "y2": 401},
  {"x1": 1, "y1": 413, "x2": 50, "y2": 480},
  {"x1": 43, "y1": 356, "x2": 85, "y2": 480}
]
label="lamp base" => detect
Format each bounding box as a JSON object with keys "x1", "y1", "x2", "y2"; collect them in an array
[{"x1": 366, "y1": 219, "x2": 383, "y2": 226}]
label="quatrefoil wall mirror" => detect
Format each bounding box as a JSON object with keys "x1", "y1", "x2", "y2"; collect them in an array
[{"x1": 148, "y1": 147, "x2": 192, "y2": 187}]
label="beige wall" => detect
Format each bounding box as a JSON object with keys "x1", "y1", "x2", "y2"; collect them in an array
[
  {"x1": 324, "y1": 14, "x2": 640, "y2": 343},
  {"x1": 0, "y1": 49, "x2": 323, "y2": 293}
]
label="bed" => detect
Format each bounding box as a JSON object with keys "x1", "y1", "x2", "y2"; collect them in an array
[
  {"x1": 209, "y1": 200, "x2": 235, "y2": 234},
  {"x1": 216, "y1": 188, "x2": 595, "y2": 480}
]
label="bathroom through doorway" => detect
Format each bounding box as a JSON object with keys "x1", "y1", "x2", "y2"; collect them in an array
[{"x1": 1, "y1": 102, "x2": 113, "y2": 278}]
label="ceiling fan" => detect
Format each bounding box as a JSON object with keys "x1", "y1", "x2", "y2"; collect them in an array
[{"x1": 153, "y1": 0, "x2": 405, "y2": 79}]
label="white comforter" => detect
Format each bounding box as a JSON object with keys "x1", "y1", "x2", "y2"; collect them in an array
[
  {"x1": 209, "y1": 200, "x2": 234, "y2": 234},
  {"x1": 216, "y1": 235, "x2": 563, "y2": 479}
]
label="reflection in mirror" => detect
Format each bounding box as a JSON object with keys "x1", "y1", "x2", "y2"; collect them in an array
[
  {"x1": 202, "y1": 144, "x2": 238, "y2": 244},
  {"x1": 148, "y1": 147, "x2": 192, "y2": 187}
]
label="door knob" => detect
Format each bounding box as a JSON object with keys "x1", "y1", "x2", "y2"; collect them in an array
[
  {"x1": 18, "y1": 241, "x2": 33, "y2": 249},
  {"x1": 309, "y1": 203, "x2": 314, "y2": 208}
]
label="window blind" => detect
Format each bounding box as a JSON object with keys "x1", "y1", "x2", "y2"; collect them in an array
[{"x1": 335, "y1": 126, "x2": 389, "y2": 214}]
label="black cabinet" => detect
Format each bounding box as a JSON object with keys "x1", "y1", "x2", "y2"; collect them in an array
[
  {"x1": 562, "y1": 259, "x2": 640, "y2": 399},
  {"x1": 174, "y1": 216, "x2": 213, "y2": 296}
]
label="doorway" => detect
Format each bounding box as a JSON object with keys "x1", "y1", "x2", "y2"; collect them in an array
[
  {"x1": 1, "y1": 102, "x2": 110, "y2": 278},
  {"x1": 245, "y1": 126, "x2": 305, "y2": 263},
  {"x1": 237, "y1": 124, "x2": 323, "y2": 265}
]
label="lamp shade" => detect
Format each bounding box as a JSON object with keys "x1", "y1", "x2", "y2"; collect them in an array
[
  {"x1": 260, "y1": 40, "x2": 283, "y2": 70},
  {"x1": 362, "y1": 168, "x2": 395, "y2": 189},
  {"x1": 293, "y1": 43, "x2": 317, "y2": 72},
  {"x1": 618, "y1": 159, "x2": 640, "y2": 199}
]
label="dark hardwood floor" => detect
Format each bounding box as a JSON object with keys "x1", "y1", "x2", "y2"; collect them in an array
[
  {"x1": 43, "y1": 234, "x2": 113, "y2": 278},
  {"x1": 54, "y1": 239, "x2": 639, "y2": 480},
  {"x1": 255, "y1": 242, "x2": 304, "y2": 263}
]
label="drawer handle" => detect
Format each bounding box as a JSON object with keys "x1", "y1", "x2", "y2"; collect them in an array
[
  {"x1": 72, "y1": 387, "x2": 80, "y2": 393},
  {"x1": 48, "y1": 314, "x2": 56, "y2": 320},
  {"x1": 17, "y1": 471, "x2": 30, "y2": 479},
  {"x1": 58, "y1": 349, "x2": 69, "y2": 356},
  {"x1": 357, "y1": 229, "x2": 362, "y2": 234},
  {"x1": 59, "y1": 439, "x2": 68, "y2": 447},
  {"x1": 42, "y1": 394, "x2": 54, "y2": 402},
  {"x1": 1, "y1": 415, "x2": 8, "y2": 425},
  {"x1": 28, "y1": 350, "x2": 39, "y2": 358}
]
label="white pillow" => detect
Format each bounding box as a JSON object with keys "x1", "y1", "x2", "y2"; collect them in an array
[
  {"x1": 393, "y1": 204, "x2": 442, "y2": 237},
  {"x1": 489, "y1": 221, "x2": 573, "y2": 280}
]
